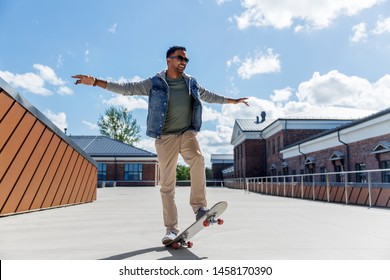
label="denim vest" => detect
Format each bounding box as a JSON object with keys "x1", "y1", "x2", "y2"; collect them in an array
[{"x1": 146, "y1": 74, "x2": 202, "y2": 138}]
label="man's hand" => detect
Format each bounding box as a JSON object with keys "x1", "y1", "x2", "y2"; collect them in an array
[
  {"x1": 71, "y1": 74, "x2": 96, "y2": 86},
  {"x1": 228, "y1": 97, "x2": 249, "y2": 106}
]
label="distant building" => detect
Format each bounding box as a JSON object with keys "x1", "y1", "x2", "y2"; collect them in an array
[
  {"x1": 210, "y1": 154, "x2": 233, "y2": 180},
  {"x1": 280, "y1": 108, "x2": 390, "y2": 184},
  {"x1": 227, "y1": 107, "x2": 390, "y2": 209},
  {"x1": 70, "y1": 136, "x2": 159, "y2": 187},
  {"x1": 230, "y1": 108, "x2": 376, "y2": 179}
]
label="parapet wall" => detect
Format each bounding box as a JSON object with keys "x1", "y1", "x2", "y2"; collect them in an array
[{"x1": 0, "y1": 77, "x2": 97, "y2": 216}]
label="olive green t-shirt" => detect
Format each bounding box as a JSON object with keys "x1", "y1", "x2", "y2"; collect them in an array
[{"x1": 163, "y1": 76, "x2": 193, "y2": 134}]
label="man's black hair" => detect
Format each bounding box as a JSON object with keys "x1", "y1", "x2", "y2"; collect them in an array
[{"x1": 166, "y1": 46, "x2": 186, "y2": 58}]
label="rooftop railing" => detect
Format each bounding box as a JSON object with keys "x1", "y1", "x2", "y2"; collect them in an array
[{"x1": 224, "y1": 169, "x2": 390, "y2": 208}]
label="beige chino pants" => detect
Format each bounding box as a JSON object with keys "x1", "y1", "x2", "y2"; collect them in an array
[{"x1": 155, "y1": 131, "x2": 207, "y2": 234}]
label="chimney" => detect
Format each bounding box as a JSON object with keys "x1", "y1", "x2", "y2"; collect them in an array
[{"x1": 261, "y1": 111, "x2": 266, "y2": 123}]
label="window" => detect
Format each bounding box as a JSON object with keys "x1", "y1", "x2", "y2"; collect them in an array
[
  {"x1": 335, "y1": 165, "x2": 343, "y2": 182},
  {"x1": 272, "y1": 139, "x2": 276, "y2": 154},
  {"x1": 355, "y1": 163, "x2": 367, "y2": 183},
  {"x1": 380, "y1": 160, "x2": 390, "y2": 183},
  {"x1": 320, "y1": 167, "x2": 326, "y2": 183},
  {"x1": 98, "y1": 163, "x2": 107, "y2": 180},
  {"x1": 124, "y1": 163, "x2": 143, "y2": 181},
  {"x1": 307, "y1": 166, "x2": 315, "y2": 182},
  {"x1": 267, "y1": 140, "x2": 271, "y2": 156},
  {"x1": 290, "y1": 169, "x2": 296, "y2": 182},
  {"x1": 300, "y1": 169, "x2": 305, "y2": 182}
]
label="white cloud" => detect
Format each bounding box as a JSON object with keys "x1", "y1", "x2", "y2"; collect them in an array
[
  {"x1": 108, "y1": 23, "x2": 118, "y2": 33},
  {"x1": 82, "y1": 120, "x2": 99, "y2": 130},
  {"x1": 270, "y1": 87, "x2": 293, "y2": 103},
  {"x1": 226, "y1": 55, "x2": 240, "y2": 68},
  {"x1": 0, "y1": 65, "x2": 73, "y2": 96},
  {"x1": 58, "y1": 86, "x2": 73, "y2": 95},
  {"x1": 350, "y1": 22, "x2": 368, "y2": 42},
  {"x1": 198, "y1": 126, "x2": 235, "y2": 164},
  {"x1": 133, "y1": 138, "x2": 156, "y2": 154},
  {"x1": 216, "y1": 0, "x2": 231, "y2": 5},
  {"x1": 230, "y1": 48, "x2": 281, "y2": 79},
  {"x1": 85, "y1": 48, "x2": 90, "y2": 63},
  {"x1": 372, "y1": 15, "x2": 390, "y2": 34},
  {"x1": 296, "y1": 70, "x2": 390, "y2": 110},
  {"x1": 202, "y1": 105, "x2": 220, "y2": 122},
  {"x1": 106, "y1": 75, "x2": 144, "y2": 84},
  {"x1": 33, "y1": 64, "x2": 66, "y2": 86},
  {"x1": 0, "y1": 70, "x2": 52, "y2": 95},
  {"x1": 57, "y1": 54, "x2": 64, "y2": 68},
  {"x1": 350, "y1": 16, "x2": 390, "y2": 43},
  {"x1": 233, "y1": 0, "x2": 381, "y2": 31},
  {"x1": 44, "y1": 109, "x2": 68, "y2": 132},
  {"x1": 103, "y1": 94, "x2": 148, "y2": 111}
]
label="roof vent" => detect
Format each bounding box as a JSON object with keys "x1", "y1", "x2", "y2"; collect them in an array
[
  {"x1": 261, "y1": 111, "x2": 266, "y2": 122},
  {"x1": 256, "y1": 111, "x2": 266, "y2": 124}
]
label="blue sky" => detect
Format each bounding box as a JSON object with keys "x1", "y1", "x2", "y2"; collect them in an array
[{"x1": 1, "y1": 0, "x2": 390, "y2": 166}]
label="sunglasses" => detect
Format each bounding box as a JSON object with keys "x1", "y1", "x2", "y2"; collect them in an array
[{"x1": 169, "y1": 55, "x2": 189, "y2": 63}]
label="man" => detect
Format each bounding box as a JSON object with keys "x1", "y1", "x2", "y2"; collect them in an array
[{"x1": 72, "y1": 46, "x2": 249, "y2": 245}]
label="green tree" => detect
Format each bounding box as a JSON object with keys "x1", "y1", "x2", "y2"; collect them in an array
[
  {"x1": 98, "y1": 106, "x2": 141, "y2": 145},
  {"x1": 176, "y1": 164, "x2": 190, "y2": 180},
  {"x1": 205, "y1": 167, "x2": 212, "y2": 180}
]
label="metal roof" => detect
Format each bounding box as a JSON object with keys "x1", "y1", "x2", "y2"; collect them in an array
[
  {"x1": 235, "y1": 119, "x2": 275, "y2": 132},
  {"x1": 235, "y1": 107, "x2": 375, "y2": 132},
  {"x1": 69, "y1": 135, "x2": 157, "y2": 158},
  {"x1": 281, "y1": 107, "x2": 374, "y2": 120}
]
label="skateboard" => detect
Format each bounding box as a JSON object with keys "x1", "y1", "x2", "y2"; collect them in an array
[{"x1": 165, "y1": 201, "x2": 228, "y2": 249}]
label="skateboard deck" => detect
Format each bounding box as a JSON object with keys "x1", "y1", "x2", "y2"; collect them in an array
[{"x1": 165, "y1": 201, "x2": 228, "y2": 249}]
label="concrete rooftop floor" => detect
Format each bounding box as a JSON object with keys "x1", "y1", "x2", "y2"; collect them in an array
[{"x1": 1, "y1": 186, "x2": 390, "y2": 260}]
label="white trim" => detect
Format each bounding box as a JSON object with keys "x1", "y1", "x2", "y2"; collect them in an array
[
  {"x1": 281, "y1": 113, "x2": 390, "y2": 159},
  {"x1": 372, "y1": 141, "x2": 390, "y2": 154}
]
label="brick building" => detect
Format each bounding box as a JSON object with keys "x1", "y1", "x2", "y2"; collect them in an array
[
  {"x1": 210, "y1": 154, "x2": 233, "y2": 180},
  {"x1": 230, "y1": 108, "x2": 375, "y2": 179},
  {"x1": 70, "y1": 136, "x2": 159, "y2": 187},
  {"x1": 280, "y1": 108, "x2": 390, "y2": 183},
  {"x1": 226, "y1": 107, "x2": 390, "y2": 208}
]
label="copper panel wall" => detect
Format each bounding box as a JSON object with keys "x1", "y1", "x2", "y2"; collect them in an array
[{"x1": 0, "y1": 78, "x2": 97, "y2": 216}]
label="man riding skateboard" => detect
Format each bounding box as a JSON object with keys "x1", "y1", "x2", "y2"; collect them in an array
[{"x1": 72, "y1": 46, "x2": 249, "y2": 245}]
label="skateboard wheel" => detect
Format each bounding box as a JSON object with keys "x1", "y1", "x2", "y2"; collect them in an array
[
  {"x1": 172, "y1": 242, "x2": 180, "y2": 249},
  {"x1": 187, "y1": 241, "x2": 193, "y2": 248},
  {"x1": 217, "y1": 218, "x2": 224, "y2": 225},
  {"x1": 203, "y1": 220, "x2": 210, "y2": 227}
]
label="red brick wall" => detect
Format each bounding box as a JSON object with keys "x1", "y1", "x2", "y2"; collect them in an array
[
  {"x1": 96, "y1": 159, "x2": 158, "y2": 186},
  {"x1": 279, "y1": 135, "x2": 390, "y2": 181},
  {"x1": 234, "y1": 139, "x2": 266, "y2": 178}
]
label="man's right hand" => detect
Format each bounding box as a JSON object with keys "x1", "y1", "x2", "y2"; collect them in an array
[{"x1": 71, "y1": 74, "x2": 96, "y2": 86}]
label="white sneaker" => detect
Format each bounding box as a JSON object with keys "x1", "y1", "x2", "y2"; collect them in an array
[{"x1": 162, "y1": 231, "x2": 177, "y2": 245}]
